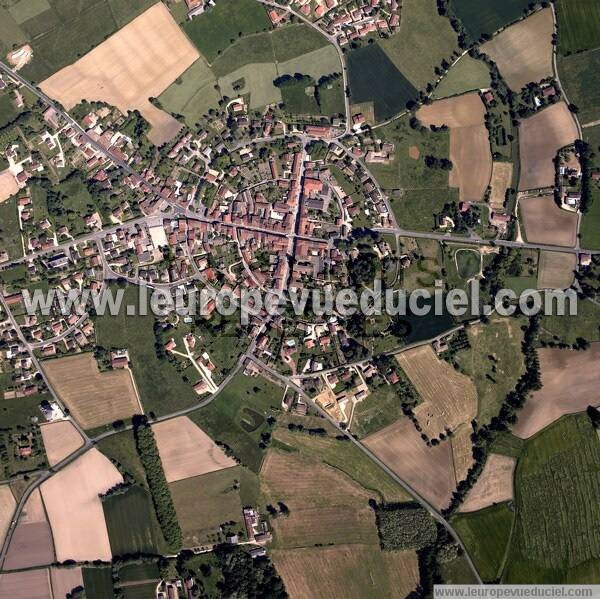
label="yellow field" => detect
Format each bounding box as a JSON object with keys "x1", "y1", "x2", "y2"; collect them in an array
[
  {"x1": 42, "y1": 353, "x2": 141, "y2": 429},
  {"x1": 40, "y1": 420, "x2": 84, "y2": 466},
  {"x1": 537, "y1": 251, "x2": 576, "y2": 289},
  {"x1": 489, "y1": 162, "x2": 513, "y2": 211},
  {"x1": 0, "y1": 484, "x2": 16, "y2": 550}
]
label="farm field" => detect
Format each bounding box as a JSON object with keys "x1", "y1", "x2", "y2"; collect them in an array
[
  {"x1": 272, "y1": 544, "x2": 419, "y2": 598},
  {"x1": 557, "y1": 49, "x2": 600, "y2": 126},
  {"x1": 580, "y1": 189, "x2": 600, "y2": 250},
  {"x1": 451, "y1": 425, "x2": 475, "y2": 484},
  {"x1": 0, "y1": 170, "x2": 18, "y2": 204},
  {"x1": 40, "y1": 448, "x2": 122, "y2": 562},
  {"x1": 39, "y1": 3, "x2": 199, "y2": 145},
  {"x1": 350, "y1": 383, "x2": 405, "y2": 438},
  {"x1": 556, "y1": 0, "x2": 600, "y2": 55},
  {"x1": 519, "y1": 194, "x2": 578, "y2": 247},
  {"x1": 537, "y1": 250, "x2": 576, "y2": 289},
  {"x1": 540, "y1": 297, "x2": 600, "y2": 345},
  {"x1": 396, "y1": 344, "x2": 478, "y2": 438},
  {"x1": 453, "y1": 503, "x2": 514, "y2": 582},
  {"x1": 122, "y1": 582, "x2": 160, "y2": 598},
  {"x1": 513, "y1": 345, "x2": 600, "y2": 439},
  {"x1": 0, "y1": 7, "x2": 27, "y2": 56},
  {"x1": 460, "y1": 454, "x2": 516, "y2": 513},
  {"x1": 170, "y1": 466, "x2": 243, "y2": 547},
  {"x1": 0, "y1": 484, "x2": 16, "y2": 551},
  {"x1": 432, "y1": 55, "x2": 491, "y2": 99},
  {"x1": 41, "y1": 353, "x2": 141, "y2": 430},
  {"x1": 481, "y1": 9, "x2": 554, "y2": 91},
  {"x1": 152, "y1": 416, "x2": 236, "y2": 483},
  {"x1": 40, "y1": 419, "x2": 84, "y2": 466},
  {"x1": 97, "y1": 429, "x2": 147, "y2": 485},
  {"x1": 82, "y1": 567, "x2": 113, "y2": 599},
  {"x1": 518, "y1": 102, "x2": 579, "y2": 190},
  {"x1": 489, "y1": 162, "x2": 513, "y2": 211},
  {"x1": 50, "y1": 566, "x2": 83, "y2": 599},
  {"x1": 219, "y1": 62, "x2": 281, "y2": 110},
  {"x1": 0, "y1": 196, "x2": 23, "y2": 260},
  {"x1": 0, "y1": 569, "x2": 52, "y2": 598},
  {"x1": 3, "y1": 487, "x2": 54, "y2": 569},
  {"x1": 505, "y1": 414, "x2": 600, "y2": 582}
]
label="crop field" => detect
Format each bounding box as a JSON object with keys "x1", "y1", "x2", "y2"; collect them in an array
[
  {"x1": 39, "y1": 3, "x2": 199, "y2": 146},
  {"x1": 152, "y1": 416, "x2": 236, "y2": 483},
  {"x1": 513, "y1": 345, "x2": 600, "y2": 439},
  {"x1": 481, "y1": 9, "x2": 554, "y2": 91},
  {"x1": 557, "y1": 49, "x2": 600, "y2": 126},
  {"x1": 0, "y1": 7, "x2": 27, "y2": 55},
  {"x1": 41, "y1": 448, "x2": 122, "y2": 562},
  {"x1": 460, "y1": 453, "x2": 516, "y2": 512},
  {"x1": 40, "y1": 420, "x2": 84, "y2": 466},
  {"x1": 537, "y1": 250, "x2": 576, "y2": 289},
  {"x1": 433, "y1": 55, "x2": 491, "y2": 99},
  {"x1": 396, "y1": 345, "x2": 478, "y2": 438},
  {"x1": 347, "y1": 43, "x2": 417, "y2": 122},
  {"x1": 453, "y1": 503, "x2": 514, "y2": 582},
  {"x1": 556, "y1": 0, "x2": 600, "y2": 55},
  {"x1": 505, "y1": 414, "x2": 600, "y2": 582},
  {"x1": 97, "y1": 429, "x2": 147, "y2": 486},
  {"x1": 451, "y1": 0, "x2": 532, "y2": 41},
  {"x1": 183, "y1": 0, "x2": 271, "y2": 62},
  {"x1": 519, "y1": 194, "x2": 578, "y2": 247},
  {"x1": 0, "y1": 569, "x2": 52, "y2": 598},
  {"x1": 50, "y1": 567, "x2": 83, "y2": 599},
  {"x1": 518, "y1": 102, "x2": 579, "y2": 190},
  {"x1": 272, "y1": 545, "x2": 419, "y2": 598},
  {"x1": 170, "y1": 466, "x2": 242, "y2": 547},
  {"x1": 350, "y1": 383, "x2": 405, "y2": 438},
  {"x1": 123, "y1": 582, "x2": 160, "y2": 599},
  {"x1": 41, "y1": 353, "x2": 141, "y2": 430},
  {"x1": 580, "y1": 189, "x2": 600, "y2": 249},
  {"x1": 219, "y1": 62, "x2": 281, "y2": 109},
  {"x1": 0, "y1": 484, "x2": 16, "y2": 551},
  {"x1": 489, "y1": 162, "x2": 513, "y2": 211},
  {"x1": 452, "y1": 425, "x2": 475, "y2": 484},
  {"x1": 82, "y1": 567, "x2": 113, "y2": 599}
]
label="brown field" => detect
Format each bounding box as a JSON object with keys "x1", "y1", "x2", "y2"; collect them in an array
[
  {"x1": 489, "y1": 162, "x2": 513, "y2": 211},
  {"x1": 409, "y1": 145, "x2": 420, "y2": 160},
  {"x1": 42, "y1": 353, "x2": 141, "y2": 429},
  {"x1": 481, "y1": 9, "x2": 554, "y2": 91},
  {"x1": 451, "y1": 425, "x2": 474, "y2": 484},
  {"x1": 40, "y1": 420, "x2": 84, "y2": 467},
  {"x1": 272, "y1": 545, "x2": 419, "y2": 598},
  {"x1": 513, "y1": 345, "x2": 600, "y2": 438},
  {"x1": 519, "y1": 194, "x2": 578, "y2": 247},
  {"x1": 41, "y1": 448, "x2": 122, "y2": 562},
  {"x1": 396, "y1": 345, "x2": 478, "y2": 438},
  {"x1": 537, "y1": 251, "x2": 576, "y2": 289},
  {"x1": 459, "y1": 453, "x2": 516, "y2": 513},
  {"x1": 39, "y1": 3, "x2": 199, "y2": 146},
  {"x1": 3, "y1": 488, "x2": 54, "y2": 570},
  {"x1": 417, "y1": 93, "x2": 491, "y2": 201},
  {"x1": 260, "y1": 450, "x2": 379, "y2": 548},
  {"x1": 363, "y1": 417, "x2": 456, "y2": 510},
  {"x1": 518, "y1": 102, "x2": 579, "y2": 190},
  {"x1": 0, "y1": 484, "x2": 16, "y2": 550},
  {"x1": 152, "y1": 416, "x2": 236, "y2": 483},
  {"x1": 0, "y1": 170, "x2": 18, "y2": 203},
  {"x1": 0, "y1": 569, "x2": 52, "y2": 599},
  {"x1": 50, "y1": 567, "x2": 83, "y2": 598}
]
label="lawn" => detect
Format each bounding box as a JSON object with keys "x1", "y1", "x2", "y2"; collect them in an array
[
  {"x1": 453, "y1": 503, "x2": 514, "y2": 582},
  {"x1": 557, "y1": 49, "x2": 600, "y2": 125},
  {"x1": 8, "y1": 0, "x2": 50, "y2": 24},
  {"x1": 379, "y1": 0, "x2": 458, "y2": 90},
  {"x1": 433, "y1": 55, "x2": 491, "y2": 99},
  {"x1": 347, "y1": 43, "x2": 417, "y2": 122},
  {"x1": 390, "y1": 188, "x2": 458, "y2": 231},
  {"x1": 0, "y1": 196, "x2": 24, "y2": 260},
  {"x1": 82, "y1": 567, "x2": 113, "y2": 599},
  {"x1": 350, "y1": 383, "x2": 406, "y2": 439},
  {"x1": 556, "y1": 0, "x2": 600, "y2": 55},
  {"x1": 184, "y1": 0, "x2": 271, "y2": 63},
  {"x1": 505, "y1": 414, "x2": 600, "y2": 582}
]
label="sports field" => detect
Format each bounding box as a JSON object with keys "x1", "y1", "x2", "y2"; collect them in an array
[
  {"x1": 519, "y1": 194, "x2": 578, "y2": 247},
  {"x1": 536, "y1": 251, "x2": 576, "y2": 289},
  {"x1": 433, "y1": 55, "x2": 491, "y2": 99},
  {"x1": 556, "y1": 0, "x2": 600, "y2": 55}
]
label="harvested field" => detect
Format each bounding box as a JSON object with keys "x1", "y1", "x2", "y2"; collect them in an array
[
  {"x1": 42, "y1": 353, "x2": 141, "y2": 429},
  {"x1": 417, "y1": 93, "x2": 492, "y2": 201},
  {"x1": 513, "y1": 345, "x2": 600, "y2": 439},
  {"x1": 518, "y1": 102, "x2": 579, "y2": 190},
  {"x1": 451, "y1": 425, "x2": 475, "y2": 484},
  {"x1": 39, "y1": 3, "x2": 199, "y2": 146},
  {"x1": 396, "y1": 345, "x2": 478, "y2": 438},
  {"x1": 0, "y1": 484, "x2": 16, "y2": 549},
  {"x1": 272, "y1": 544, "x2": 419, "y2": 598},
  {"x1": 459, "y1": 454, "x2": 516, "y2": 512},
  {"x1": 3, "y1": 488, "x2": 54, "y2": 570},
  {"x1": 41, "y1": 448, "x2": 123, "y2": 562},
  {"x1": 0, "y1": 569, "x2": 52, "y2": 599},
  {"x1": 51, "y1": 567, "x2": 83, "y2": 599},
  {"x1": 363, "y1": 417, "x2": 456, "y2": 510},
  {"x1": 40, "y1": 420, "x2": 84, "y2": 466},
  {"x1": 537, "y1": 251, "x2": 576, "y2": 289},
  {"x1": 152, "y1": 416, "x2": 236, "y2": 483},
  {"x1": 481, "y1": 9, "x2": 554, "y2": 91},
  {"x1": 519, "y1": 194, "x2": 578, "y2": 247},
  {"x1": 489, "y1": 162, "x2": 513, "y2": 211},
  {"x1": 0, "y1": 170, "x2": 18, "y2": 203}
]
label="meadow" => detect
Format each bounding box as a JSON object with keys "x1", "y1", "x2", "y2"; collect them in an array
[
  {"x1": 350, "y1": 383, "x2": 405, "y2": 439},
  {"x1": 558, "y1": 49, "x2": 600, "y2": 126},
  {"x1": 539, "y1": 297, "x2": 600, "y2": 345},
  {"x1": 0, "y1": 93, "x2": 19, "y2": 129},
  {"x1": 0, "y1": 197, "x2": 23, "y2": 260},
  {"x1": 433, "y1": 55, "x2": 491, "y2": 99},
  {"x1": 556, "y1": 0, "x2": 600, "y2": 55},
  {"x1": 390, "y1": 188, "x2": 457, "y2": 231},
  {"x1": 82, "y1": 568, "x2": 113, "y2": 599},
  {"x1": 580, "y1": 189, "x2": 600, "y2": 250}
]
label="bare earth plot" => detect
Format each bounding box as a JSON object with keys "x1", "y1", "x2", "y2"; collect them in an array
[
  {"x1": 272, "y1": 545, "x2": 419, "y2": 599},
  {"x1": 42, "y1": 353, "x2": 141, "y2": 429},
  {"x1": 537, "y1": 251, "x2": 576, "y2": 289},
  {"x1": 3, "y1": 488, "x2": 54, "y2": 570},
  {"x1": 50, "y1": 566, "x2": 83, "y2": 599},
  {"x1": 0, "y1": 484, "x2": 16, "y2": 550},
  {"x1": 489, "y1": 162, "x2": 513, "y2": 212},
  {"x1": 481, "y1": 8, "x2": 554, "y2": 91},
  {"x1": 39, "y1": 3, "x2": 199, "y2": 146},
  {"x1": 0, "y1": 569, "x2": 52, "y2": 599},
  {"x1": 152, "y1": 416, "x2": 236, "y2": 483},
  {"x1": 513, "y1": 345, "x2": 600, "y2": 439},
  {"x1": 40, "y1": 419, "x2": 84, "y2": 466},
  {"x1": 0, "y1": 170, "x2": 18, "y2": 203},
  {"x1": 417, "y1": 93, "x2": 492, "y2": 201},
  {"x1": 459, "y1": 453, "x2": 516, "y2": 513},
  {"x1": 518, "y1": 102, "x2": 579, "y2": 190},
  {"x1": 519, "y1": 194, "x2": 578, "y2": 247},
  {"x1": 41, "y1": 448, "x2": 123, "y2": 562}
]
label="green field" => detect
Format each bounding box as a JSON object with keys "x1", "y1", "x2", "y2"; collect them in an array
[
  {"x1": 0, "y1": 196, "x2": 23, "y2": 260},
  {"x1": 0, "y1": 7, "x2": 28, "y2": 54},
  {"x1": 0, "y1": 394, "x2": 51, "y2": 428},
  {"x1": 379, "y1": 0, "x2": 458, "y2": 90},
  {"x1": 390, "y1": 188, "x2": 458, "y2": 231},
  {"x1": 184, "y1": 0, "x2": 271, "y2": 63},
  {"x1": 433, "y1": 55, "x2": 491, "y2": 99},
  {"x1": 539, "y1": 297, "x2": 600, "y2": 345},
  {"x1": 558, "y1": 49, "x2": 600, "y2": 125},
  {"x1": 556, "y1": 0, "x2": 600, "y2": 55},
  {"x1": 350, "y1": 384, "x2": 405, "y2": 439},
  {"x1": 220, "y1": 62, "x2": 281, "y2": 109},
  {"x1": 118, "y1": 562, "x2": 160, "y2": 583},
  {"x1": 122, "y1": 582, "x2": 160, "y2": 599},
  {"x1": 8, "y1": 0, "x2": 50, "y2": 24},
  {"x1": 451, "y1": 0, "x2": 531, "y2": 41},
  {"x1": 455, "y1": 249, "x2": 481, "y2": 279},
  {"x1": 279, "y1": 78, "x2": 320, "y2": 115},
  {"x1": 490, "y1": 432, "x2": 525, "y2": 459},
  {"x1": 82, "y1": 567, "x2": 113, "y2": 599},
  {"x1": 97, "y1": 429, "x2": 147, "y2": 485},
  {"x1": 0, "y1": 93, "x2": 19, "y2": 129},
  {"x1": 347, "y1": 44, "x2": 417, "y2": 122},
  {"x1": 504, "y1": 414, "x2": 600, "y2": 582}
]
